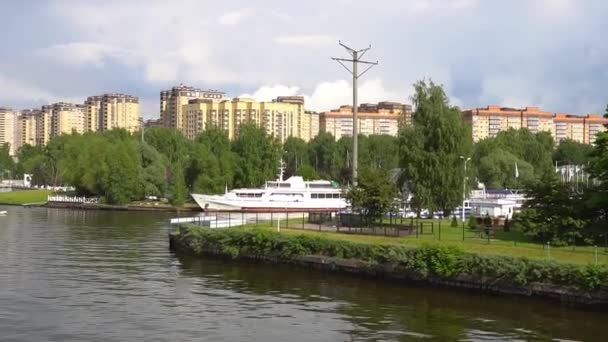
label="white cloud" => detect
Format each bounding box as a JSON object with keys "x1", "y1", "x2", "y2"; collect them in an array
[
  {"x1": 274, "y1": 35, "x2": 334, "y2": 48},
  {"x1": 218, "y1": 9, "x2": 252, "y2": 25},
  {"x1": 243, "y1": 78, "x2": 406, "y2": 112},
  {"x1": 240, "y1": 84, "x2": 301, "y2": 102}
]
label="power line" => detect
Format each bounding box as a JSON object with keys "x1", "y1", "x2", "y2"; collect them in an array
[{"x1": 331, "y1": 41, "x2": 378, "y2": 186}]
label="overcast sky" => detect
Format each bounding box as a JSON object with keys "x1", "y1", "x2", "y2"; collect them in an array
[{"x1": 1, "y1": 0, "x2": 607, "y2": 118}]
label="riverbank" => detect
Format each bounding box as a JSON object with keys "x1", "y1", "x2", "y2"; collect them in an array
[{"x1": 169, "y1": 225, "x2": 608, "y2": 308}]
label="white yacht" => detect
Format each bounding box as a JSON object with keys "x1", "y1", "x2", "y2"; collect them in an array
[{"x1": 191, "y1": 166, "x2": 348, "y2": 212}]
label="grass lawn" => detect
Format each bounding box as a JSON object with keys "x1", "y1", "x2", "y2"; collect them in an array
[
  {"x1": 222, "y1": 217, "x2": 608, "y2": 266},
  {"x1": 0, "y1": 189, "x2": 52, "y2": 205}
]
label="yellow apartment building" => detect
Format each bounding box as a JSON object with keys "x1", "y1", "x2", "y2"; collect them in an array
[
  {"x1": 36, "y1": 105, "x2": 52, "y2": 146},
  {"x1": 0, "y1": 107, "x2": 17, "y2": 155},
  {"x1": 182, "y1": 96, "x2": 316, "y2": 142},
  {"x1": 553, "y1": 113, "x2": 585, "y2": 143},
  {"x1": 50, "y1": 102, "x2": 85, "y2": 137},
  {"x1": 99, "y1": 93, "x2": 140, "y2": 132},
  {"x1": 17, "y1": 110, "x2": 38, "y2": 148},
  {"x1": 160, "y1": 85, "x2": 226, "y2": 130},
  {"x1": 462, "y1": 105, "x2": 554, "y2": 142},
  {"x1": 84, "y1": 96, "x2": 102, "y2": 132},
  {"x1": 320, "y1": 101, "x2": 410, "y2": 139},
  {"x1": 583, "y1": 114, "x2": 608, "y2": 144}
]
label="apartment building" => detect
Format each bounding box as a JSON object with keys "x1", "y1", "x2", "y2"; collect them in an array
[
  {"x1": 99, "y1": 93, "x2": 139, "y2": 132},
  {"x1": 36, "y1": 105, "x2": 52, "y2": 146},
  {"x1": 0, "y1": 107, "x2": 17, "y2": 155},
  {"x1": 50, "y1": 102, "x2": 85, "y2": 136},
  {"x1": 17, "y1": 110, "x2": 38, "y2": 148},
  {"x1": 84, "y1": 93, "x2": 140, "y2": 133},
  {"x1": 462, "y1": 105, "x2": 554, "y2": 142},
  {"x1": 84, "y1": 96, "x2": 102, "y2": 132},
  {"x1": 583, "y1": 114, "x2": 608, "y2": 144},
  {"x1": 553, "y1": 114, "x2": 586, "y2": 143},
  {"x1": 320, "y1": 101, "x2": 411, "y2": 139},
  {"x1": 160, "y1": 85, "x2": 226, "y2": 130},
  {"x1": 182, "y1": 96, "x2": 317, "y2": 141}
]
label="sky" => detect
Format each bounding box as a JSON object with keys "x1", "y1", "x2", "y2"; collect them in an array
[{"x1": 0, "y1": 0, "x2": 607, "y2": 119}]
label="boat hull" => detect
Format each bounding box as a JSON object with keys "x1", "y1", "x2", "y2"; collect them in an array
[{"x1": 191, "y1": 194, "x2": 347, "y2": 212}]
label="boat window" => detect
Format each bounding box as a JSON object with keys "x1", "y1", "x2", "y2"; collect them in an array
[
  {"x1": 309, "y1": 184, "x2": 333, "y2": 189},
  {"x1": 311, "y1": 193, "x2": 318, "y2": 199},
  {"x1": 270, "y1": 193, "x2": 302, "y2": 197},
  {"x1": 279, "y1": 183, "x2": 290, "y2": 188},
  {"x1": 332, "y1": 193, "x2": 340, "y2": 199}
]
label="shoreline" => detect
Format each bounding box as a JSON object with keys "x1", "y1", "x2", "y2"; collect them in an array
[
  {"x1": 168, "y1": 227, "x2": 608, "y2": 309},
  {"x1": 0, "y1": 201, "x2": 202, "y2": 212}
]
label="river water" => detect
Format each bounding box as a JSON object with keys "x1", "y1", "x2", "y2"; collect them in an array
[{"x1": 0, "y1": 205, "x2": 606, "y2": 341}]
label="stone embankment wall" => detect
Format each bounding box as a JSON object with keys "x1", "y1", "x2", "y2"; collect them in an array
[{"x1": 169, "y1": 231, "x2": 608, "y2": 308}]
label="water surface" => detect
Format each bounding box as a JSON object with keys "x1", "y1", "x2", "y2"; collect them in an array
[{"x1": 0, "y1": 205, "x2": 605, "y2": 341}]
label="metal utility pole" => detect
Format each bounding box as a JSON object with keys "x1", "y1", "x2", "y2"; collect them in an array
[{"x1": 332, "y1": 41, "x2": 378, "y2": 185}]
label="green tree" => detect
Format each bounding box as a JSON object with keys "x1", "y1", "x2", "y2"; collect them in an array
[
  {"x1": 0, "y1": 143, "x2": 15, "y2": 179},
  {"x1": 514, "y1": 172, "x2": 588, "y2": 245},
  {"x1": 473, "y1": 129, "x2": 554, "y2": 184},
  {"x1": 295, "y1": 164, "x2": 318, "y2": 180},
  {"x1": 398, "y1": 80, "x2": 472, "y2": 215},
  {"x1": 309, "y1": 132, "x2": 336, "y2": 179},
  {"x1": 140, "y1": 143, "x2": 168, "y2": 197},
  {"x1": 232, "y1": 123, "x2": 282, "y2": 187},
  {"x1": 283, "y1": 137, "x2": 310, "y2": 178},
  {"x1": 553, "y1": 139, "x2": 593, "y2": 166},
  {"x1": 585, "y1": 132, "x2": 608, "y2": 239},
  {"x1": 196, "y1": 128, "x2": 236, "y2": 189},
  {"x1": 187, "y1": 143, "x2": 224, "y2": 194},
  {"x1": 103, "y1": 142, "x2": 141, "y2": 204},
  {"x1": 170, "y1": 162, "x2": 187, "y2": 206},
  {"x1": 346, "y1": 168, "x2": 396, "y2": 226},
  {"x1": 145, "y1": 127, "x2": 191, "y2": 166},
  {"x1": 477, "y1": 150, "x2": 534, "y2": 188}
]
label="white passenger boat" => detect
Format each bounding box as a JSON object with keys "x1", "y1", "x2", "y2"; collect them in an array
[{"x1": 191, "y1": 166, "x2": 347, "y2": 212}]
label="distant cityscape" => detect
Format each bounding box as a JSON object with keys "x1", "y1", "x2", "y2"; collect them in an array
[{"x1": 1, "y1": 83, "x2": 607, "y2": 156}]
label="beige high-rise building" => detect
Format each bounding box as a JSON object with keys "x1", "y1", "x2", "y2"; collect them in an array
[
  {"x1": 320, "y1": 101, "x2": 411, "y2": 140},
  {"x1": 160, "y1": 85, "x2": 226, "y2": 130},
  {"x1": 462, "y1": 105, "x2": 554, "y2": 142},
  {"x1": 553, "y1": 114, "x2": 585, "y2": 143},
  {"x1": 0, "y1": 107, "x2": 18, "y2": 156},
  {"x1": 99, "y1": 93, "x2": 140, "y2": 132},
  {"x1": 50, "y1": 102, "x2": 85, "y2": 137},
  {"x1": 36, "y1": 105, "x2": 52, "y2": 146},
  {"x1": 17, "y1": 110, "x2": 38, "y2": 148},
  {"x1": 84, "y1": 96, "x2": 102, "y2": 132},
  {"x1": 583, "y1": 114, "x2": 608, "y2": 145},
  {"x1": 182, "y1": 95, "x2": 316, "y2": 142}
]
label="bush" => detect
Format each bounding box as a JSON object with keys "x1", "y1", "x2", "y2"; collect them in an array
[
  {"x1": 483, "y1": 214, "x2": 492, "y2": 227},
  {"x1": 174, "y1": 225, "x2": 608, "y2": 290},
  {"x1": 451, "y1": 216, "x2": 458, "y2": 228},
  {"x1": 468, "y1": 216, "x2": 478, "y2": 229}
]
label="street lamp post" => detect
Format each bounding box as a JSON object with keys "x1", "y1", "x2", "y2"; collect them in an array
[{"x1": 460, "y1": 156, "x2": 471, "y2": 222}]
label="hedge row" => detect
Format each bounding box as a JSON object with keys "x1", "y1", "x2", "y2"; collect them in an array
[{"x1": 174, "y1": 225, "x2": 608, "y2": 290}]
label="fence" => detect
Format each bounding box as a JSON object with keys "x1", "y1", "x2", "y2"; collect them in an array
[{"x1": 47, "y1": 195, "x2": 99, "y2": 204}]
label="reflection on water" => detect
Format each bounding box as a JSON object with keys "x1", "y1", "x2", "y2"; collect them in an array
[{"x1": 0, "y1": 205, "x2": 605, "y2": 341}]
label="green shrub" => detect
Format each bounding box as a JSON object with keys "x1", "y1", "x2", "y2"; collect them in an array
[
  {"x1": 468, "y1": 216, "x2": 478, "y2": 229},
  {"x1": 173, "y1": 225, "x2": 608, "y2": 290},
  {"x1": 451, "y1": 216, "x2": 458, "y2": 227}
]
